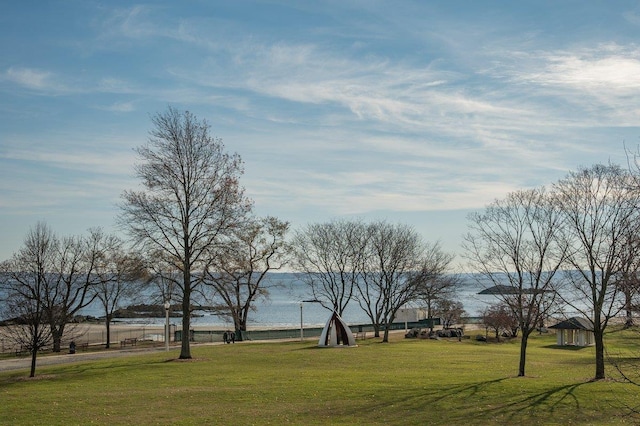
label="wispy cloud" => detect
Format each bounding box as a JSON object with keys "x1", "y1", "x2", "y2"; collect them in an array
[
  {"x1": 1, "y1": 147, "x2": 136, "y2": 176},
  {"x1": 96, "y1": 5, "x2": 160, "y2": 41},
  {"x1": 2, "y1": 67, "x2": 55, "y2": 90},
  {"x1": 515, "y1": 44, "x2": 640, "y2": 89},
  {"x1": 99, "y1": 101, "x2": 136, "y2": 112}
]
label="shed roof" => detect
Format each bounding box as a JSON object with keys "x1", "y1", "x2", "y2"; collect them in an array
[{"x1": 548, "y1": 317, "x2": 593, "y2": 331}]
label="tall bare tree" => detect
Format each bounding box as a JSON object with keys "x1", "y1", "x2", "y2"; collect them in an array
[
  {"x1": 90, "y1": 231, "x2": 148, "y2": 348},
  {"x1": 463, "y1": 188, "x2": 566, "y2": 377},
  {"x1": 120, "y1": 106, "x2": 250, "y2": 359},
  {"x1": 616, "y1": 228, "x2": 640, "y2": 328},
  {"x1": 357, "y1": 221, "x2": 451, "y2": 343},
  {"x1": 553, "y1": 164, "x2": 640, "y2": 380},
  {"x1": 292, "y1": 219, "x2": 368, "y2": 316},
  {"x1": 412, "y1": 249, "x2": 458, "y2": 331},
  {"x1": 40, "y1": 228, "x2": 112, "y2": 352},
  {"x1": 0, "y1": 222, "x2": 56, "y2": 377},
  {"x1": 204, "y1": 216, "x2": 289, "y2": 341}
]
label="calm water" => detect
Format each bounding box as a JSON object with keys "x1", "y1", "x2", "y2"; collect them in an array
[{"x1": 82, "y1": 273, "x2": 497, "y2": 328}]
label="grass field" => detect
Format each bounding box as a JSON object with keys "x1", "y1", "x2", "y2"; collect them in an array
[{"x1": 1, "y1": 328, "x2": 639, "y2": 425}]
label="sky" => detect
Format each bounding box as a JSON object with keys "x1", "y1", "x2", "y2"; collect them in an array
[{"x1": 2, "y1": 1, "x2": 640, "y2": 266}]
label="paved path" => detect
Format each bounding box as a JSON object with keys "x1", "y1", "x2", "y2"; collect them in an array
[
  {"x1": 0, "y1": 346, "x2": 185, "y2": 373},
  {"x1": 0, "y1": 338, "x2": 301, "y2": 373}
]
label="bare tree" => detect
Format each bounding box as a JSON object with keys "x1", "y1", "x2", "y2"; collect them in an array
[
  {"x1": 204, "y1": 216, "x2": 289, "y2": 341},
  {"x1": 120, "y1": 106, "x2": 251, "y2": 359},
  {"x1": 412, "y1": 250, "x2": 458, "y2": 331},
  {"x1": 463, "y1": 187, "x2": 566, "y2": 376},
  {"x1": 0, "y1": 222, "x2": 56, "y2": 377},
  {"x1": 616, "y1": 229, "x2": 640, "y2": 328},
  {"x1": 357, "y1": 221, "x2": 452, "y2": 343},
  {"x1": 41, "y1": 228, "x2": 112, "y2": 352},
  {"x1": 434, "y1": 299, "x2": 466, "y2": 329},
  {"x1": 618, "y1": 274, "x2": 640, "y2": 328},
  {"x1": 553, "y1": 164, "x2": 640, "y2": 380},
  {"x1": 482, "y1": 303, "x2": 518, "y2": 341},
  {"x1": 292, "y1": 219, "x2": 368, "y2": 316},
  {"x1": 90, "y1": 231, "x2": 148, "y2": 348}
]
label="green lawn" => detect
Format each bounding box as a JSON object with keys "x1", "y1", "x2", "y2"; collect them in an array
[{"x1": 1, "y1": 329, "x2": 639, "y2": 425}]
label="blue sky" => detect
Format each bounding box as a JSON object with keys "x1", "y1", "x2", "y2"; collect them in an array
[{"x1": 2, "y1": 1, "x2": 640, "y2": 265}]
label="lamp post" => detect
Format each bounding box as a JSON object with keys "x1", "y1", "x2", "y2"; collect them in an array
[
  {"x1": 164, "y1": 300, "x2": 170, "y2": 351},
  {"x1": 300, "y1": 302, "x2": 303, "y2": 341},
  {"x1": 300, "y1": 299, "x2": 321, "y2": 342}
]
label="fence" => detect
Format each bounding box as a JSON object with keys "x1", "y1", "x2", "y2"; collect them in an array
[
  {"x1": 0, "y1": 324, "x2": 169, "y2": 354},
  {"x1": 175, "y1": 319, "x2": 442, "y2": 342},
  {"x1": 1, "y1": 318, "x2": 444, "y2": 354}
]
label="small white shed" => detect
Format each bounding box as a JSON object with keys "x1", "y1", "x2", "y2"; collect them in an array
[{"x1": 549, "y1": 317, "x2": 594, "y2": 347}]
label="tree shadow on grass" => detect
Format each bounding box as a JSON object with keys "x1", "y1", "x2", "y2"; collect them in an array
[
  {"x1": 346, "y1": 376, "x2": 592, "y2": 425},
  {"x1": 542, "y1": 344, "x2": 590, "y2": 351}
]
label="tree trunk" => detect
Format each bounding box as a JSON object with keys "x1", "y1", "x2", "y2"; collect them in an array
[
  {"x1": 180, "y1": 298, "x2": 191, "y2": 359},
  {"x1": 180, "y1": 271, "x2": 192, "y2": 359},
  {"x1": 373, "y1": 324, "x2": 380, "y2": 338},
  {"x1": 624, "y1": 289, "x2": 634, "y2": 328},
  {"x1": 518, "y1": 335, "x2": 528, "y2": 377},
  {"x1": 382, "y1": 326, "x2": 390, "y2": 343},
  {"x1": 105, "y1": 315, "x2": 112, "y2": 349},
  {"x1": 594, "y1": 329, "x2": 605, "y2": 380},
  {"x1": 236, "y1": 316, "x2": 246, "y2": 342},
  {"x1": 29, "y1": 350, "x2": 37, "y2": 378},
  {"x1": 625, "y1": 313, "x2": 634, "y2": 328},
  {"x1": 625, "y1": 309, "x2": 634, "y2": 328},
  {"x1": 427, "y1": 302, "x2": 434, "y2": 332},
  {"x1": 51, "y1": 324, "x2": 64, "y2": 353},
  {"x1": 29, "y1": 332, "x2": 39, "y2": 378}
]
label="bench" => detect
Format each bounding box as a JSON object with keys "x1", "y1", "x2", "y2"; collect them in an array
[{"x1": 120, "y1": 338, "x2": 138, "y2": 348}]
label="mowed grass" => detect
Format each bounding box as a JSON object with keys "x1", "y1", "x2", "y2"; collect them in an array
[{"x1": 1, "y1": 329, "x2": 639, "y2": 425}]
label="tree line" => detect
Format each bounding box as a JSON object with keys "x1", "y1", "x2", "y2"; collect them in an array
[{"x1": 1, "y1": 106, "x2": 639, "y2": 383}]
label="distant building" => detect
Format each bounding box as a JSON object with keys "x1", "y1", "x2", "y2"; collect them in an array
[
  {"x1": 395, "y1": 307, "x2": 427, "y2": 322},
  {"x1": 549, "y1": 317, "x2": 594, "y2": 346}
]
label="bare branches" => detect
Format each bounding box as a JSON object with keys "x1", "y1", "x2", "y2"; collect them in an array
[
  {"x1": 203, "y1": 216, "x2": 290, "y2": 340},
  {"x1": 292, "y1": 219, "x2": 368, "y2": 316},
  {"x1": 464, "y1": 164, "x2": 640, "y2": 379},
  {"x1": 0, "y1": 222, "x2": 55, "y2": 377},
  {"x1": 119, "y1": 106, "x2": 251, "y2": 359},
  {"x1": 463, "y1": 187, "x2": 567, "y2": 376},
  {"x1": 553, "y1": 164, "x2": 640, "y2": 380}
]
